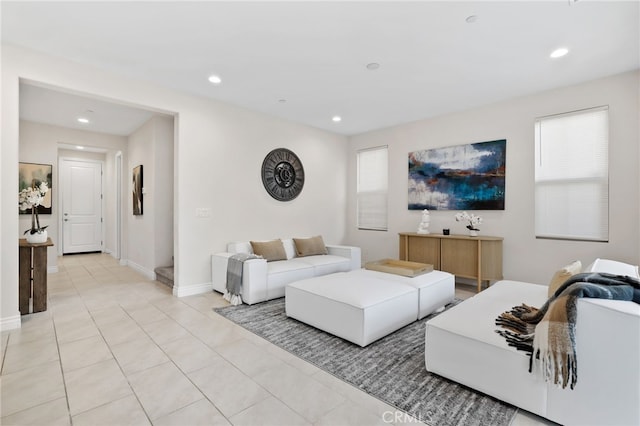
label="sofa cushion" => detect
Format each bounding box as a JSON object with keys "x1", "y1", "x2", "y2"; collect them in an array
[
  {"x1": 548, "y1": 260, "x2": 582, "y2": 297},
  {"x1": 425, "y1": 280, "x2": 550, "y2": 416},
  {"x1": 250, "y1": 239, "x2": 287, "y2": 262},
  {"x1": 266, "y1": 259, "x2": 315, "y2": 298},
  {"x1": 295, "y1": 255, "x2": 351, "y2": 275},
  {"x1": 585, "y1": 258, "x2": 640, "y2": 278},
  {"x1": 294, "y1": 235, "x2": 328, "y2": 257}
]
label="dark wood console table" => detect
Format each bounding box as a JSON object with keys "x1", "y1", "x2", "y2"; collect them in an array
[{"x1": 19, "y1": 237, "x2": 53, "y2": 314}]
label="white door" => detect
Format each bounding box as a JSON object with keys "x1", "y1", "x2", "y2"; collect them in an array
[{"x1": 61, "y1": 159, "x2": 103, "y2": 254}]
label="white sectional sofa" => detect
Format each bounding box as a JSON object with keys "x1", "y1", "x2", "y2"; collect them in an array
[
  {"x1": 211, "y1": 238, "x2": 361, "y2": 304},
  {"x1": 425, "y1": 259, "x2": 640, "y2": 426}
]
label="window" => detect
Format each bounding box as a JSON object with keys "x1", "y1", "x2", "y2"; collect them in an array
[
  {"x1": 534, "y1": 106, "x2": 609, "y2": 241},
  {"x1": 357, "y1": 146, "x2": 388, "y2": 231}
]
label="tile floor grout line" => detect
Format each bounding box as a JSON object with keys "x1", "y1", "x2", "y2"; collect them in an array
[
  {"x1": 49, "y1": 271, "x2": 75, "y2": 426},
  {"x1": 79, "y1": 272, "x2": 158, "y2": 425},
  {"x1": 0, "y1": 331, "x2": 11, "y2": 375},
  {"x1": 48, "y1": 259, "x2": 133, "y2": 422},
  {"x1": 74, "y1": 263, "x2": 238, "y2": 424},
  {"x1": 133, "y1": 288, "x2": 300, "y2": 423},
  {"x1": 133, "y1": 298, "x2": 243, "y2": 424}
]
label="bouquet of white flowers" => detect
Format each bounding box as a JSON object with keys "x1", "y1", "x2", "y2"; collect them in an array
[
  {"x1": 454, "y1": 211, "x2": 482, "y2": 231},
  {"x1": 19, "y1": 181, "x2": 49, "y2": 235}
]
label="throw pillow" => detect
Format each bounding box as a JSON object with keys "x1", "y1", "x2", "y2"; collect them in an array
[
  {"x1": 548, "y1": 260, "x2": 582, "y2": 298},
  {"x1": 281, "y1": 238, "x2": 296, "y2": 260},
  {"x1": 293, "y1": 235, "x2": 328, "y2": 257},
  {"x1": 250, "y1": 239, "x2": 287, "y2": 262}
]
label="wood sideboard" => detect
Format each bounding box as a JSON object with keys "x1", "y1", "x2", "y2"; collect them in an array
[
  {"x1": 399, "y1": 232, "x2": 503, "y2": 292},
  {"x1": 19, "y1": 237, "x2": 54, "y2": 314}
]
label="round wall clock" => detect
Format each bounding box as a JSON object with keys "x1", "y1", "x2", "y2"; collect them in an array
[{"x1": 261, "y1": 148, "x2": 305, "y2": 201}]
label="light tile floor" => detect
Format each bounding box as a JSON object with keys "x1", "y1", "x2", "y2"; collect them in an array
[{"x1": 0, "y1": 253, "x2": 554, "y2": 426}]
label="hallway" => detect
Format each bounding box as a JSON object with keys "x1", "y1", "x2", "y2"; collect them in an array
[{"x1": 0, "y1": 254, "x2": 401, "y2": 425}]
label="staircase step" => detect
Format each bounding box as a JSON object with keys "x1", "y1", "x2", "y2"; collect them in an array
[{"x1": 155, "y1": 266, "x2": 174, "y2": 288}]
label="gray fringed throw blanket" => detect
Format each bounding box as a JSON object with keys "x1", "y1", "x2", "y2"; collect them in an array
[
  {"x1": 496, "y1": 272, "x2": 640, "y2": 389},
  {"x1": 223, "y1": 253, "x2": 261, "y2": 305}
]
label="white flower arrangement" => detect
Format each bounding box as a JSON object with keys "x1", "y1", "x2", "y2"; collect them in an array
[
  {"x1": 454, "y1": 211, "x2": 482, "y2": 231},
  {"x1": 19, "y1": 181, "x2": 49, "y2": 235}
]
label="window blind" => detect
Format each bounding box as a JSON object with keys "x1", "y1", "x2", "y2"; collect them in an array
[
  {"x1": 357, "y1": 146, "x2": 388, "y2": 231},
  {"x1": 534, "y1": 106, "x2": 609, "y2": 241}
]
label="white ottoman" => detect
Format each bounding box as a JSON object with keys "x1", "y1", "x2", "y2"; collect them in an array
[
  {"x1": 286, "y1": 272, "x2": 419, "y2": 347},
  {"x1": 348, "y1": 269, "x2": 455, "y2": 319}
]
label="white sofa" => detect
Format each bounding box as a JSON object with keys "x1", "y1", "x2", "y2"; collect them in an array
[
  {"x1": 425, "y1": 259, "x2": 640, "y2": 426},
  {"x1": 211, "y1": 239, "x2": 361, "y2": 304}
]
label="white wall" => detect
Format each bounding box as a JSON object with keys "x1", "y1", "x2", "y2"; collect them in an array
[
  {"x1": 152, "y1": 116, "x2": 174, "y2": 269},
  {"x1": 18, "y1": 120, "x2": 127, "y2": 270},
  {"x1": 2, "y1": 57, "x2": 22, "y2": 330},
  {"x1": 2, "y1": 45, "x2": 349, "y2": 329},
  {"x1": 128, "y1": 118, "x2": 156, "y2": 276},
  {"x1": 348, "y1": 71, "x2": 640, "y2": 285},
  {"x1": 127, "y1": 115, "x2": 175, "y2": 277}
]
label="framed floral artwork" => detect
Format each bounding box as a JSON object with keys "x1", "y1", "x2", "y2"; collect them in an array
[{"x1": 19, "y1": 162, "x2": 52, "y2": 214}]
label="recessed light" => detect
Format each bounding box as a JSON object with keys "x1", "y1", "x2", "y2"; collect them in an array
[
  {"x1": 208, "y1": 74, "x2": 222, "y2": 85},
  {"x1": 550, "y1": 47, "x2": 569, "y2": 58},
  {"x1": 332, "y1": 116, "x2": 342, "y2": 123},
  {"x1": 77, "y1": 117, "x2": 89, "y2": 124},
  {"x1": 366, "y1": 63, "x2": 380, "y2": 70},
  {"x1": 76, "y1": 146, "x2": 85, "y2": 150},
  {"x1": 465, "y1": 15, "x2": 478, "y2": 23}
]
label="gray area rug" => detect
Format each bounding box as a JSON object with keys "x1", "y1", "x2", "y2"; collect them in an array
[{"x1": 214, "y1": 298, "x2": 516, "y2": 426}]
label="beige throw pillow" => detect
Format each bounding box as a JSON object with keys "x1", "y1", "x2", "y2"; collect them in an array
[
  {"x1": 548, "y1": 260, "x2": 582, "y2": 297},
  {"x1": 250, "y1": 239, "x2": 287, "y2": 262},
  {"x1": 293, "y1": 235, "x2": 328, "y2": 257}
]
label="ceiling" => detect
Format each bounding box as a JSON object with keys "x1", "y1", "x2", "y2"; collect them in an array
[
  {"x1": 3, "y1": 1, "x2": 639, "y2": 136},
  {"x1": 20, "y1": 83, "x2": 155, "y2": 136}
]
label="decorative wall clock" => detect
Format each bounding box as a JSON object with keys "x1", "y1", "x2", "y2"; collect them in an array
[{"x1": 261, "y1": 148, "x2": 305, "y2": 201}]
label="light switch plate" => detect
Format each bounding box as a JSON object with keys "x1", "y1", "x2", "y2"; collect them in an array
[{"x1": 196, "y1": 208, "x2": 211, "y2": 217}]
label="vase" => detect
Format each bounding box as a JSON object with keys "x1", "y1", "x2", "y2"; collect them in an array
[
  {"x1": 26, "y1": 229, "x2": 48, "y2": 244},
  {"x1": 468, "y1": 229, "x2": 478, "y2": 237}
]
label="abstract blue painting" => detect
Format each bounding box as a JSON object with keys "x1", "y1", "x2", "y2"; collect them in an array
[{"x1": 408, "y1": 139, "x2": 506, "y2": 210}]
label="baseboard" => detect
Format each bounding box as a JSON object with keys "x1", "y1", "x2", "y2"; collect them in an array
[
  {"x1": 47, "y1": 266, "x2": 59, "y2": 274},
  {"x1": 173, "y1": 282, "x2": 213, "y2": 297},
  {"x1": 125, "y1": 260, "x2": 155, "y2": 280},
  {"x1": 108, "y1": 252, "x2": 125, "y2": 263},
  {"x1": 1, "y1": 315, "x2": 21, "y2": 332}
]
